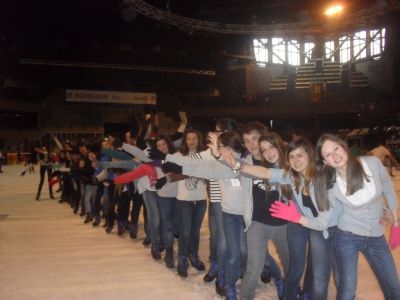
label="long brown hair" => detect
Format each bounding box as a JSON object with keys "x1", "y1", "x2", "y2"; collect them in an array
[
  {"x1": 178, "y1": 129, "x2": 205, "y2": 155},
  {"x1": 259, "y1": 132, "x2": 292, "y2": 200},
  {"x1": 286, "y1": 137, "x2": 316, "y2": 198},
  {"x1": 314, "y1": 133, "x2": 368, "y2": 211}
]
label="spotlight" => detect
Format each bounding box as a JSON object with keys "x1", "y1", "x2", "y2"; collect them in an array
[{"x1": 324, "y1": 4, "x2": 343, "y2": 17}]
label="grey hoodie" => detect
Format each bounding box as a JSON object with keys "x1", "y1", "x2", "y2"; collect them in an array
[{"x1": 166, "y1": 153, "x2": 254, "y2": 230}]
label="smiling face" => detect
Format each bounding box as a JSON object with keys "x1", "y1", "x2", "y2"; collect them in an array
[
  {"x1": 156, "y1": 139, "x2": 169, "y2": 154},
  {"x1": 260, "y1": 140, "x2": 280, "y2": 165},
  {"x1": 288, "y1": 146, "x2": 310, "y2": 175},
  {"x1": 242, "y1": 130, "x2": 261, "y2": 159},
  {"x1": 321, "y1": 140, "x2": 349, "y2": 171}
]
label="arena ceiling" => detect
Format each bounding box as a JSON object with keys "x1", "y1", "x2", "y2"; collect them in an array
[{"x1": 1, "y1": 0, "x2": 398, "y2": 100}]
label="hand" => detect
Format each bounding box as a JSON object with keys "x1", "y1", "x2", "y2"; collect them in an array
[
  {"x1": 155, "y1": 177, "x2": 167, "y2": 189},
  {"x1": 389, "y1": 225, "x2": 400, "y2": 250},
  {"x1": 161, "y1": 162, "x2": 183, "y2": 174},
  {"x1": 269, "y1": 200, "x2": 302, "y2": 223},
  {"x1": 178, "y1": 111, "x2": 188, "y2": 124},
  {"x1": 379, "y1": 209, "x2": 394, "y2": 225},
  {"x1": 207, "y1": 132, "x2": 220, "y2": 157},
  {"x1": 149, "y1": 148, "x2": 167, "y2": 161}
]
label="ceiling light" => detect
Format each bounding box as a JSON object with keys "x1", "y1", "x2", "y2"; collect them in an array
[{"x1": 324, "y1": 4, "x2": 343, "y2": 17}]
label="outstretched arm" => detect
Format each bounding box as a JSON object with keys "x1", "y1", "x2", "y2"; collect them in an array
[
  {"x1": 114, "y1": 164, "x2": 157, "y2": 184},
  {"x1": 121, "y1": 143, "x2": 152, "y2": 163},
  {"x1": 51, "y1": 134, "x2": 64, "y2": 150},
  {"x1": 221, "y1": 150, "x2": 273, "y2": 179}
]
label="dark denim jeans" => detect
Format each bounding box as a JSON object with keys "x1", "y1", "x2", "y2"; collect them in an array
[
  {"x1": 131, "y1": 191, "x2": 147, "y2": 236},
  {"x1": 208, "y1": 202, "x2": 227, "y2": 272},
  {"x1": 143, "y1": 190, "x2": 162, "y2": 250},
  {"x1": 92, "y1": 183, "x2": 104, "y2": 217},
  {"x1": 336, "y1": 229, "x2": 400, "y2": 300},
  {"x1": 284, "y1": 223, "x2": 335, "y2": 300},
  {"x1": 222, "y1": 212, "x2": 247, "y2": 287},
  {"x1": 158, "y1": 196, "x2": 176, "y2": 249},
  {"x1": 36, "y1": 164, "x2": 53, "y2": 199},
  {"x1": 176, "y1": 200, "x2": 207, "y2": 257}
]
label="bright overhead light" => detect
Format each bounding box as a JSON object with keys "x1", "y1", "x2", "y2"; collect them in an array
[{"x1": 324, "y1": 4, "x2": 343, "y2": 16}]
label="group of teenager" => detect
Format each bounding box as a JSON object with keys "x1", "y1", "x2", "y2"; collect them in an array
[{"x1": 32, "y1": 112, "x2": 400, "y2": 300}]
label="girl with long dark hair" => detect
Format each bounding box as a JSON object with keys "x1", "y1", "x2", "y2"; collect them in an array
[
  {"x1": 299, "y1": 133, "x2": 400, "y2": 300},
  {"x1": 224, "y1": 137, "x2": 340, "y2": 300}
]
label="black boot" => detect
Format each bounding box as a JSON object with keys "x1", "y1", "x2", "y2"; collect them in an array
[
  {"x1": 151, "y1": 246, "x2": 161, "y2": 260},
  {"x1": 177, "y1": 256, "x2": 189, "y2": 278},
  {"x1": 129, "y1": 223, "x2": 138, "y2": 239},
  {"x1": 164, "y1": 248, "x2": 175, "y2": 269},
  {"x1": 203, "y1": 260, "x2": 218, "y2": 282},
  {"x1": 215, "y1": 271, "x2": 225, "y2": 297},
  {"x1": 105, "y1": 224, "x2": 113, "y2": 234},
  {"x1": 142, "y1": 237, "x2": 151, "y2": 246},
  {"x1": 83, "y1": 213, "x2": 92, "y2": 224},
  {"x1": 261, "y1": 270, "x2": 272, "y2": 284},
  {"x1": 92, "y1": 215, "x2": 101, "y2": 227},
  {"x1": 117, "y1": 222, "x2": 126, "y2": 236},
  {"x1": 189, "y1": 255, "x2": 205, "y2": 271}
]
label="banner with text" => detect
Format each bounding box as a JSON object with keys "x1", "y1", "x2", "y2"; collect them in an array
[{"x1": 65, "y1": 89, "x2": 157, "y2": 105}]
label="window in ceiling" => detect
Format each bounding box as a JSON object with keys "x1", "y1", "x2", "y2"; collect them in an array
[
  {"x1": 253, "y1": 38, "x2": 269, "y2": 67},
  {"x1": 272, "y1": 38, "x2": 286, "y2": 64},
  {"x1": 252, "y1": 27, "x2": 386, "y2": 67},
  {"x1": 325, "y1": 40, "x2": 335, "y2": 62},
  {"x1": 353, "y1": 30, "x2": 367, "y2": 60},
  {"x1": 304, "y1": 42, "x2": 315, "y2": 63},
  {"x1": 339, "y1": 35, "x2": 351, "y2": 63},
  {"x1": 253, "y1": 38, "x2": 310, "y2": 66},
  {"x1": 288, "y1": 40, "x2": 300, "y2": 66},
  {"x1": 370, "y1": 28, "x2": 385, "y2": 57},
  {"x1": 336, "y1": 28, "x2": 385, "y2": 63}
]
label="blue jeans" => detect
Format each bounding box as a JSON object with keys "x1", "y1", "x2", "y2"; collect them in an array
[
  {"x1": 208, "y1": 202, "x2": 227, "y2": 272},
  {"x1": 84, "y1": 185, "x2": 98, "y2": 214},
  {"x1": 176, "y1": 200, "x2": 207, "y2": 257},
  {"x1": 284, "y1": 223, "x2": 334, "y2": 300},
  {"x1": 336, "y1": 229, "x2": 400, "y2": 300},
  {"x1": 222, "y1": 212, "x2": 247, "y2": 286},
  {"x1": 143, "y1": 190, "x2": 162, "y2": 249},
  {"x1": 158, "y1": 196, "x2": 176, "y2": 249}
]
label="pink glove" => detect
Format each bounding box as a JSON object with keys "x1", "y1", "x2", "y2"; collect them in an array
[
  {"x1": 269, "y1": 200, "x2": 302, "y2": 223},
  {"x1": 114, "y1": 164, "x2": 157, "y2": 185},
  {"x1": 389, "y1": 225, "x2": 400, "y2": 250}
]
